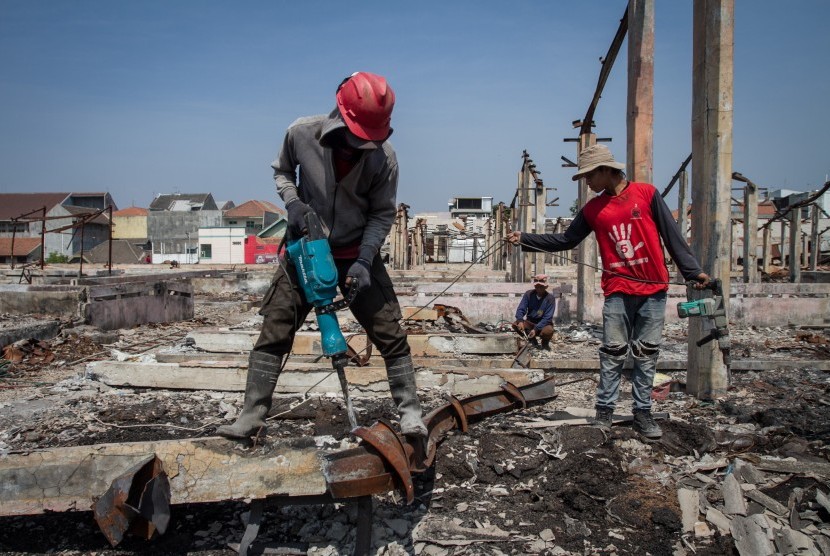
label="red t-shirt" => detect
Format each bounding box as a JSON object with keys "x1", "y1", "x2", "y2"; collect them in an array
[{"x1": 581, "y1": 181, "x2": 669, "y2": 296}]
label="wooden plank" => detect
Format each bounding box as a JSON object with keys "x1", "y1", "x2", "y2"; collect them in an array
[
  {"x1": 745, "y1": 488, "x2": 788, "y2": 516},
  {"x1": 0, "y1": 437, "x2": 327, "y2": 516},
  {"x1": 402, "y1": 306, "x2": 438, "y2": 321},
  {"x1": 750, "y1": 457, "x2": 830, "y2": 478}
]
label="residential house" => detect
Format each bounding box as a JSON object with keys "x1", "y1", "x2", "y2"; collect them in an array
[
  {"x1": 197, "y1": 227, "x2": 246, "y2": 264},
  {"x1": 112, "y1": 206, "x2": 148, "y2": 240},
  {"x1": 0, "y1": 237, "x2": 42, "y2": 265},
  {"x1": 147, "y1": 194, "x2": 222, "y2": 264},
  {"x1": 222, "y1": 200, "x2": 284, "y2": 235},
  {"x1": 0, "y1": 192, "x2": 117, "y2": 261}
]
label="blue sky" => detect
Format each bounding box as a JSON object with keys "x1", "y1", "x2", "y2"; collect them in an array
[{"x1": 1, "y1": 1, "x2": 828, "y2": 216}]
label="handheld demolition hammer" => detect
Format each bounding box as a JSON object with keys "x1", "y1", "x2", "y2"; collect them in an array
[
  {"x1": 677, "y1": 278, "x2": 731, "y2": 368},
  {"x1": 285, "y1": 211, "x2": 359, "y2": 429}
]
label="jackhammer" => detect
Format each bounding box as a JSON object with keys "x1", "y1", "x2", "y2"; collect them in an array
[
  {"x1": 286, "y1": 212, "x2": 360, "y2": 429},
  {"x1": 677, "y1": 278, "x2": 731, "y2": 369}
]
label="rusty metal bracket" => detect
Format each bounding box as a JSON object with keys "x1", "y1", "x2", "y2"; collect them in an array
[
  {"x1": 92, "y1": 455, "x2": 170, "y2": 547},
  {"x1": 352, "y1": 419, "x2": 415, "y2": 504},
  {"x1": 499, "y1": 381, "x2": 527, "y2": 409},
  {"x1": 325, "y1": 375, "x2": 557, "y2": 501},
  {"x1": 445, "y1": 395, "x2": 469, "y2": 433}
]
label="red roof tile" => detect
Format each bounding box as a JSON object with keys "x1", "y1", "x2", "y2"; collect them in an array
[
  {"x1": 113, "y1": 206, "x2": 148, "y2": 217},
  {"x1": 224, "y1": 200, "x2": 284, "y2": 218},
  {"x1": 0, "y1": 237, "x2": 41, "y2": 256}
]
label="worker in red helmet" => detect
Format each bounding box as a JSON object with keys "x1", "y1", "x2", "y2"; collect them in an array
[{"x1": 217, "y1": 72, "x2": 428, "y2": 441}]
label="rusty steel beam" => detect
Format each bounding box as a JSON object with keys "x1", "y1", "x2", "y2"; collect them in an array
[{"x1": 580, "y1": 5, "x2": 629, "y2": 136}]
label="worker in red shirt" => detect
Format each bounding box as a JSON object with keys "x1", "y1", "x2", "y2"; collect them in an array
[{"x1": 508, "y1": 144, "x2": 709, "y2": 440}]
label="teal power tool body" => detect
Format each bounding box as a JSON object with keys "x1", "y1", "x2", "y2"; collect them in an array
[
  {"x1": 285, "y1": 212, "x2": 359, "y2": 429},
  {"x1": 677, "y1": 278, "x2": 731, "y2": 368}
]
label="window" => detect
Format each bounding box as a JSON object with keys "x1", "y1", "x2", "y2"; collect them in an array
[
  {"x1": 0, "y1": 222, "x2": 28, "y2": 233},
  {"x1": 232, "y1": 241, "x2": 242, "y2": 246},
  {"x1": 228, "y1": 220, "x2": 237, "y2": 225},
  {"x1": 456, "y1": 198, "x2": 483, "y2": 210},
  {"x1": 246, "y1": 220, "x2": 255, "y2": 228},
  {"x1": 200, "y1": 244, "x2": 212, "y2": 258}
]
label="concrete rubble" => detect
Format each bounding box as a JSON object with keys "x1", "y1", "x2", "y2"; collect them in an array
[{"x1": 0, "y1": 264, "x2": 829, "y2": 555}]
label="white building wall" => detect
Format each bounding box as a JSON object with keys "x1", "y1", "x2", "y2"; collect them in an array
[{"x1": 197, "y1": 227, "x2": 246, "y2": 264}]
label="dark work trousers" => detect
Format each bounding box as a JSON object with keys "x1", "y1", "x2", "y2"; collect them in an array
[{"x1": 254, "y1": 255, "x2": 409, "y2": 360}]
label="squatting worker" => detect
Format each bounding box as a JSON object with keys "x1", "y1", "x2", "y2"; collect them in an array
[
  {"x1": 513, "y1": 274, "x2": 556, "y2": 351},
  {"x1": 507, "y1": 144, "x2": 709, "y2": 440},
  {"x1": 217, "y1": 72, "x2": 427, "y2": 440}
]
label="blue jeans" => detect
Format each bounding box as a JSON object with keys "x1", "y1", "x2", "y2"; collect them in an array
[{"x1": 596, "y1": 292, "x2": 666, "y2": 411}]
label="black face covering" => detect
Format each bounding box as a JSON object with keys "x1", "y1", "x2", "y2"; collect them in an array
[{"x1": 329, "y1": 130, "x2": 361, "y2": 161}]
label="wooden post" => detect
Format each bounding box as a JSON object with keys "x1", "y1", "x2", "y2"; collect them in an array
[
  {"x1": 534, "y1": 177, "x2": 546, "y2": 276},
  {"x1": 762, "y1": 226, "x2": 771, "y2": 274},
  {"x1": 789, "y1": 208, "x2": 801, "y2": 282},
  {"x1": 676, "y1": 170, "x2": 690, "y2": 283},
  {"x1": 810, "y1": 204, "x2": 820, "y2": 270},
  {"x1": 522, "y1": 168, "x2": 533, "y2": 279},
  {"x1": 493, "y1": 203, "x2": 505, "y2": 271},
  {"x1": 742, "y1": 182, "x2": 758, "y2": 282},
  {"x1": 576, "y1": 133, "x2": 597, "y2": 322},
  {"x1": 40, "y1": 207, "x2": 46, "y2": 269},
  {"x1": 627, "y1": 0, "x2": 654, "y2": 184},
  {"x1": 687, "y1": 0, "x2": 733, "y2": 400}
]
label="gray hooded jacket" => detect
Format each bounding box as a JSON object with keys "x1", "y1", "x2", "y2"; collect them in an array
[{"x1": 272, "y1": 109, "x2": 398, "y2": 259}]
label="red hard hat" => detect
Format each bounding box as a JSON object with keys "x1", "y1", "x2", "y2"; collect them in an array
[{"x1": 336, "y1": 72, "x2": 395, "y2": 142}]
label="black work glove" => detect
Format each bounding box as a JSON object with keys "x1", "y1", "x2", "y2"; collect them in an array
[
  {"x1": 346, "y1": 258, "x2": 372, "y2": 293},
  {"x1": 286, "y1": 200, "x2": 314, "y2": 238}
]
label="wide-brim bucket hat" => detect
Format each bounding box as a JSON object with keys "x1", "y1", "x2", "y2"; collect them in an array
[{"x1": 572, "y1": 144, "x2": 626, "y2": 181}]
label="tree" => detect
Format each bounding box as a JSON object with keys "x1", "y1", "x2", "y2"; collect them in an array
[
  {"x1": 569, "y1": 198, "x2": 579, "y2": 217},
  {"x1": 46, "y1": 252, "x2": 69, "y2": 264}
]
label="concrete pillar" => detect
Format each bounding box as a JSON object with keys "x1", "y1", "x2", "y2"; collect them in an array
[
  {"x1": 762, "y1": 226, "x2": 771, "y2": 274},
  {"x1": 687, "y1": 0, "x2": 733, "y2": 400},
  {"x1": 577, "y1": 133, "x2": 597, "y2": 322},
  {"x1": 779, "y1": 220, "x2": 788, "y2": 265},
  {"x1": 676, "y1": 170, "x2": 690, "y2": 283},
  {"x1": 627, "y1": 0, "x2": 654, "y2": 184},
  {"x1": 742, "y1": 182, "x2": 758, "y2": 283},
  {"x1": 789, "y1": 209, "x2": 801, "y2": 282}
]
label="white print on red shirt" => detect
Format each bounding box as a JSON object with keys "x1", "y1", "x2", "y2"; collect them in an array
[{"x1": 608, "y1": 222, "x2": 645, "y2": 260}]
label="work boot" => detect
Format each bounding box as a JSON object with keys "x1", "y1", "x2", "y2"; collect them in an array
[
  {"x1": 593, "y1": 406, "x2": 614, "y2": 431},
  {"x1": 541, "y1": 340, "x2": 551, "y2": 351},
  {"x1": 216, "y1": 351, "x2": 282, "y2": 439},
  {"x1": 633, "y1": 409, "x2": 663, "y2": 440},
  {"x1": 386, "y1": 355, "x2": 428, "y2": 438}
]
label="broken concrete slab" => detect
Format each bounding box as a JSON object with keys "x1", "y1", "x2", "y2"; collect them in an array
[
  {"x1": 86, "y1": 360, "x2": 543, "y2": 396},
  {"x1": 0, "y1": 279, "x2": 194, "y2": 331},
  {"x1": 705, "y1": 507, "x2": 732, "y2": 535},
  {"x1": 677, "y1": 488, "x2": 700, "y2": 533},
  {"x1": 0, "y1": 436, "x2": 328, "y2": 516},
  {"x1": 722, "y1": 473, "x2": 748, "y2": 516},
  {"x1": 0, "y1": 317, "x2": 60, "y2": 350},
  {"x1": 186, "y1": 329, "x2": 521, "y2": 356},
  {"x1": 730, "y1": 514, "x2": 775, "y2": 556}
]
